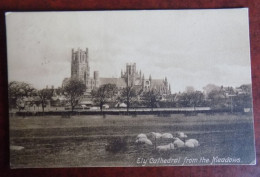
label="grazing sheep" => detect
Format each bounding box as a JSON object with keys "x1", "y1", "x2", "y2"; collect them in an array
[
  {"x1": 149, "y1": 132, "x2": 162, "y2": 149},
  {"x1": 184, "y1": 141, "x2": 195, "y2": 148},
  {"x1": 156, "y1": 143, "x2": 175, "y2": 153},
  {"x1": 135, "y1": 137, "x2": 153, "y2": 146},
  {"x1": 177, "y1": 132, "x2": 188, "y2": 139},
  {"x1": 161, "y1": 133, "x2": 174, "y2": 139},
  {"x1": 137, "y1": 133, "x2": 147, "y2": 139},
  {"x1": 186, "y1": 139, "x2": 199, "y2": 147},
  {"x1": 150, "y1": 132, "x2": 162, "y2": 139},
  {"x1": 173, "y1": 137, "x2": 185, "y2": 148}
]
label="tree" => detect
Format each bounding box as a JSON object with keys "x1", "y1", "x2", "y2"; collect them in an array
[
  {"x1": 120, "y1": 86, "x2": 137, "y2": 112},
  {"x1": 55, "y1": 87, "x2": 63, "y2": 95},
  {"x1": 232, "y1": 84, "x2": 252, "y2": 111},
  {"x1": 177, "y1": 90, "x2": 204, "y2": 109},
  {"x1": 38, "y1": 88, "x2": 53, "y2": 113},
  {"x1": 8, "y1": 81, "x2": 36, "y2": 111},
  {"x1": 203, "y1": 84, "x2": 220, "y2": 98},
  {"x1": 239, "y1": 84, "x2": 252, "y2": 94},
  {"x1": 142, "y1": 89, "x2": 160, "y2": 111},
  {"x1": 233, "y1": 93, "x2": 252, "y2": 111},
  {"x1": 207, "y1": 89, "x2": 227, "y2": 109},
  {"x1": 188, "y1": 91, "x2": 204, "y2": 109},
  {"x1": 91, "y1": 84, "x2": 117, "y2": 112},
  {"x1": 63, "y1": 79, "x2": 86, "y2": 111}
]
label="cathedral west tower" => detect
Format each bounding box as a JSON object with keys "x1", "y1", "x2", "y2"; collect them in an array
[{"x1": 71, "y1": 48, "x2": 90, "y2": 88}]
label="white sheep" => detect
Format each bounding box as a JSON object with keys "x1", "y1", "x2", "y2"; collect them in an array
[
  {"x1": 161, "y1": 133, "x2": 174, "y2": 139},
  {"x1": 136, "y1": 133, "x2": 147, "y2": 139},
  {"x1": 177, "y1": 132, "x2": 188, "y2": 139},
  {"x1": 148, "y1": 132, "x2": 162, "y2": 149},
  {"x1": 149, "y1": 132, "x2": 162, "y2": 139},
  {"x1": 184, "y1": 141, "x2": 195, "y2": 148},
  {"x1": 173, "y1": 137, "x2": 185, "y2": 148},
  {"x1": 156, "y1": 143, "x2": 175, "y2": 153},
  {"x1": 135, "y1": 137, "x2": 153, "y2": 146},
  {"x1": 186, "y1": 139, "x2": 199, "y2": 147}
]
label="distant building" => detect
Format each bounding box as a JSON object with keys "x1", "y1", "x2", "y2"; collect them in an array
[
  {"x1": 70, "y1": 48, "x2": 90, "y2": 87},
  {"x1": 63, "y1": 48, "x2": 171, "y2": 95}
]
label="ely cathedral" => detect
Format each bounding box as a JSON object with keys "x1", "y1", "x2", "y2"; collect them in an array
[{"x1": 64, "y1": 48, "x2": 171, "y2": 96}]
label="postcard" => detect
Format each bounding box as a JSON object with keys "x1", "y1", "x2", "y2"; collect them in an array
[{"x1": 6, "y1": 9, "x2": 255, "y2": 168}]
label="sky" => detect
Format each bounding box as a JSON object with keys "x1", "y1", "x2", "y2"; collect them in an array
[{"x1": 6, "y1": 9, "x2": 251, "y2": 93}]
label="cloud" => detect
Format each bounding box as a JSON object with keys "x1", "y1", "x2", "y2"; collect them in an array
[{"x1": 6, "y1": 9, "x2": 251, "y2": 92}]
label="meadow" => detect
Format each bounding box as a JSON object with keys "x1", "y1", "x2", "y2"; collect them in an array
[{"x1": 9, "y1": 113, "x2": 255, "y2": 168}]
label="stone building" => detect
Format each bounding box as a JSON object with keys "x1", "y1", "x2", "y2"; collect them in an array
[
  {"x1": 63, "y1": 48, "x2": 171, "y2": 95},
  {"x1": 71, "y1": 48, "x2": 90, "y2": 86},
  {"x1": 120, "y1": 63, "x2": 171, "y2": 95}
]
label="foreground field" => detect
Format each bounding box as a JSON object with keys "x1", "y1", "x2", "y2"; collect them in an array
[{"x1": 9, "y1": 113, "x2": 255, "y2": 167}]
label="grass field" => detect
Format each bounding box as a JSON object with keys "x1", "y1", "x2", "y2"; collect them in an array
[{"x1": 9, "y1": 113, "x2": 255, "y2": 168}]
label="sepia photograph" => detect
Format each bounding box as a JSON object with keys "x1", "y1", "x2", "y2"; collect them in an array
[{"x1": 6, "y1": 9, "x2": 255, "y2": 168}]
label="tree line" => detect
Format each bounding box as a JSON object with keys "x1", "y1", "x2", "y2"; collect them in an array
[{"x1": 8, "y1": 79, "x2": 252, "y2": 113}]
